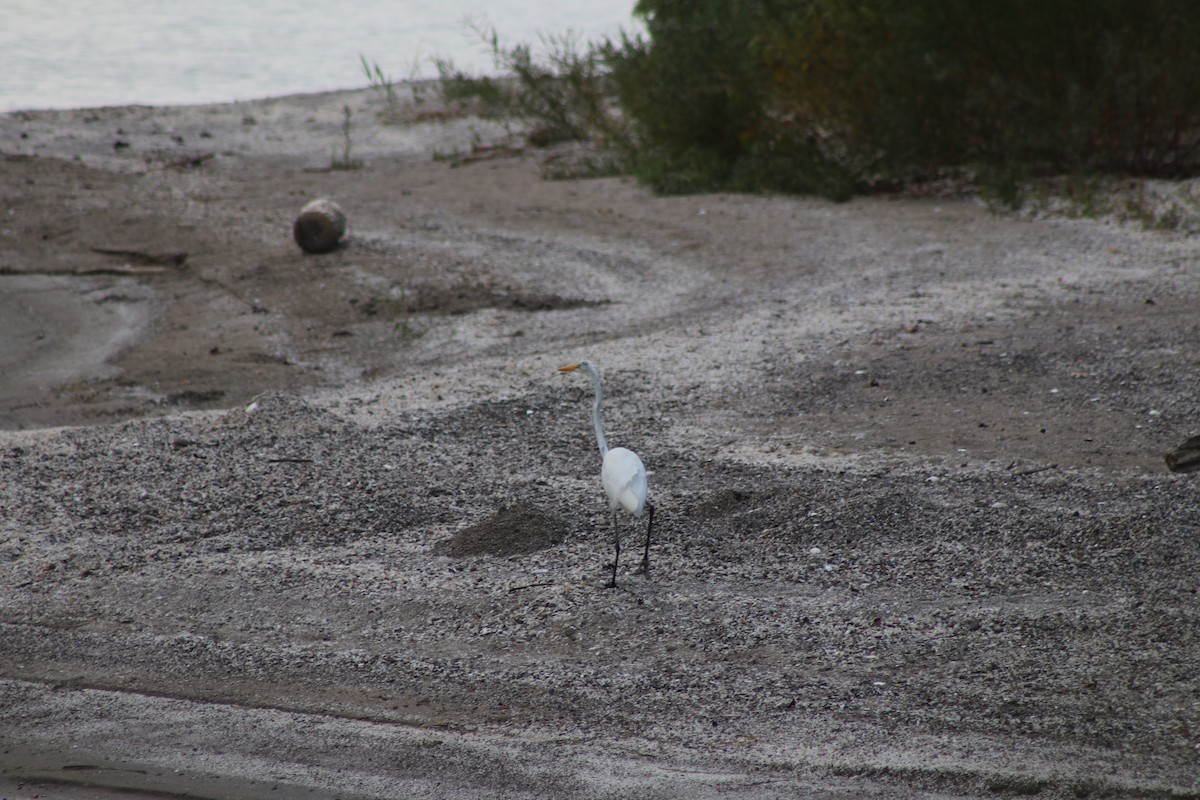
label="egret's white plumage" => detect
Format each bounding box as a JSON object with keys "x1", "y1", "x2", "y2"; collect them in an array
[
  {"x1": 603, "y1": 447, "x2": 648, "y2": 517},
  {"x1": 560, "y1": 360, "x2": 654, "y2": 588}
]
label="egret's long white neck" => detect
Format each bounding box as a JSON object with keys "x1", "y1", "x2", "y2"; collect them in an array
[{"x1": 586, "y1": 365, "x2": 609, "y2": 457}]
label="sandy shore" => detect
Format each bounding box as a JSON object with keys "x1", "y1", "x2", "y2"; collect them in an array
[{"x1": 1, "y1": 88, "x2": 1198, "y2": 798}]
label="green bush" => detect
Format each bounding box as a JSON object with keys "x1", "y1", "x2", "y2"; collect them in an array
[
  {"x1": 605, "y1": 0, "x2": 1200, "y2": 199},
  {"x1": 604, "y1": 0, "x2": 856, "y2": 196}
]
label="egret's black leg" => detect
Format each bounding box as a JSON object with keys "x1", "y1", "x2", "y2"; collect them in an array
[
  {"x1": 637, "y1": 503, "x2": 655, "y2": 575},
  {"x1": 606, "y1": 511, "x2": 620, "y2": 589}
]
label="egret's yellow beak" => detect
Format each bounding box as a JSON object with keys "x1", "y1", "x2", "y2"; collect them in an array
[{"x1": 558, "y1": 363, "x2": 581, "y2": 373}]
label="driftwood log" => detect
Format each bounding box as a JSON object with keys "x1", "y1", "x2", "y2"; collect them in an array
[
  {"x1": 293, "y1": 198, "x2": 346, "y2": 253},
  {"x1": 1164, "y1": 434, "x2": 1200, "y2": 473}
]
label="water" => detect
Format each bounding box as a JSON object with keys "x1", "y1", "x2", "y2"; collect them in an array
[{"x1": 0, "y1": 0, "x2": 639, "y2": 112}]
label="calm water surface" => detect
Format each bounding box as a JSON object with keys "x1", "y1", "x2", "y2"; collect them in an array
[{"x1": 0, "y1": 0, "x2": 638, "y2": 111}]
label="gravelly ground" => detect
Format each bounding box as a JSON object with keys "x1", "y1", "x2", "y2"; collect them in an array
[{"x1": 1, "y1": 89, "x2": 1198, "y2": 799}]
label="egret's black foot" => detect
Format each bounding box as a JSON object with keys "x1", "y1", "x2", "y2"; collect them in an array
[
  {"x1": 604, "y1": 579, "x2": 618, "y2": 590},
  {"x1": 635, "y1": 558, "x2": 650, "y2": 575}
]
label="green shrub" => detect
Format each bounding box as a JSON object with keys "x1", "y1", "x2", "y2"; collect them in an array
[
  {"x1": 605, "y1": 0, "x2": 1200, "y2": 198},
  {"x1": 604, "y1": 0, "x2": 854, "y2": 195}
]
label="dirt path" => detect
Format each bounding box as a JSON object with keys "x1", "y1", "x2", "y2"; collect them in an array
[{"x1": 2, "y1": 90, "x2": 1198, "y2": 798}]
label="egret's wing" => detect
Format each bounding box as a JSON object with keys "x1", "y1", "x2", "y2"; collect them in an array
[{"x1": 602, "y1": 447, "x2": 648, "y2": 517}]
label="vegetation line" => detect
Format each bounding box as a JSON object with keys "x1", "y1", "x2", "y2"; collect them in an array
[{"x1": 368, "y1": 2, "x2": 1200, "y2": 223}]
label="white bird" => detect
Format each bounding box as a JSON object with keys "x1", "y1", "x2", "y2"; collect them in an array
[{"x1": 560, "y1": 360, "x2": 654, "y2": 588}]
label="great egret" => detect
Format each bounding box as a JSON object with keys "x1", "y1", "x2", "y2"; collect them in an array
[{"x1": 559, "y1": 360, "x2": 654, "y2": 589}]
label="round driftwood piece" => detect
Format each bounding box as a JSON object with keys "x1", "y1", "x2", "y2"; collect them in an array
[{"x1": 293, "y1": 198, "x2": 346, "y2": 253}]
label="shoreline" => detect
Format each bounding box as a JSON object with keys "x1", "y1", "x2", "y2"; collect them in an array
[{"x1": 0, "y1": 84, "x2": 361, "y2": 115}]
